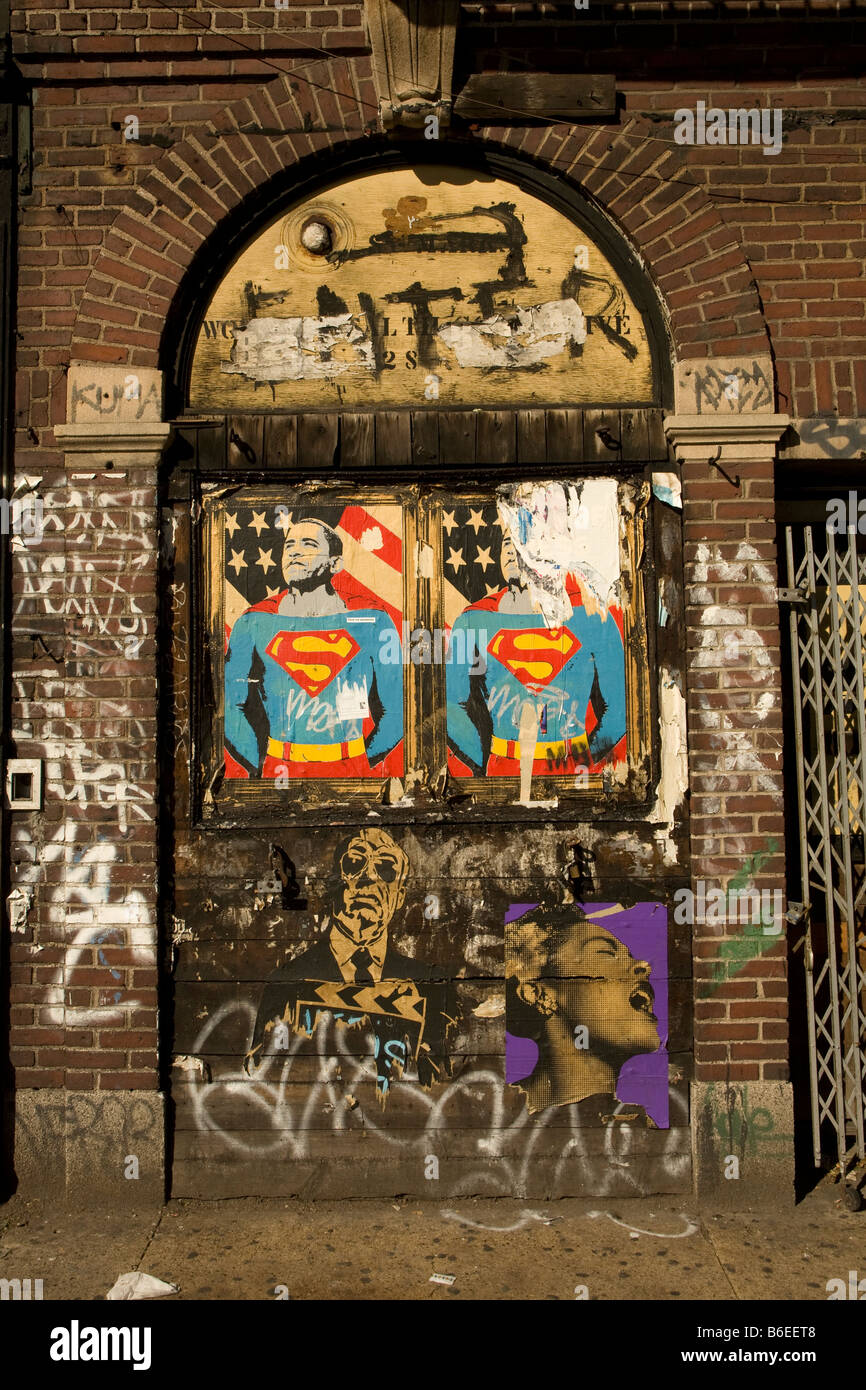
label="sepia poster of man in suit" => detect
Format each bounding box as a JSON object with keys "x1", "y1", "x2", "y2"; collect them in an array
[{"x1": 245, "y1": 828, "x2": 459, "y2": 1100}]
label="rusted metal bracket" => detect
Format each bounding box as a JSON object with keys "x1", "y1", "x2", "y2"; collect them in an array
[{"x1": 776, "y1": 585, "x2": 809, "y2": 605}]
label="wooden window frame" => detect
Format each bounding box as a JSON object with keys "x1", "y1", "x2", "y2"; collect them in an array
[{"x1": 172, "y1": 410, "x2": 668, "y2": 827}]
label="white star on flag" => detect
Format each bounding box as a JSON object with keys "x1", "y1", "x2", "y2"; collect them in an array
[
  {"x1": 249, "y1": 510, "x2": 268, "y2": 537},
  {"x1": 446, "y1": 545, "x2": 465, "y2": 573},
  {"x1": 442, "y1": 509, "x2": 458, "y2": 536},
  {"x1": 228, "y1": 548, "x2": 247, "y2": 576},
  {"x1": 475, "y1": 544, "x2": 494, "y2": 572},
  {"x1": 255, "y1": 547, "x2": 275, "y2": 575},
  {"x1": 466, "y1": 508, "x2": 486, "y2": 534},
  {"x1": 225, "y1": 513, "x2": 240, "y2": 539}
]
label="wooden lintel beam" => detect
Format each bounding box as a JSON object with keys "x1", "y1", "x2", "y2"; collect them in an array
[{"x1": 454, "y1": 73, "x2": 617, "y2": 122}]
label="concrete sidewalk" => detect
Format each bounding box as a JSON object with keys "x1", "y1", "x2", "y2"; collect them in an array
[{"x1": 0, "y1": 1175, "x2": 861, "y2": 1301}]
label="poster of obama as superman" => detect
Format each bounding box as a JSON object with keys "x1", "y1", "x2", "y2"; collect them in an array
[
  {"x1": 222, "y1": 501, "x2": 404, "y2": 780},
  {"x1": 445, "y1": 480, "x2": 628, "y2": 782}
]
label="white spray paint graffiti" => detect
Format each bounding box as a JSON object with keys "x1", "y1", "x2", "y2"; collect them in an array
[
  {"x1": 690, "y1": 543, "x2": 780, "y2": 795},
  {"x1": 188, "y1": 1002, "x2": 689, "y2": 1197},
  {"x1": 587, "y1": 1209, "x2": 698, "y2": 1239},
  {"x1": 12, "y1": 827, "x2": 155, "y2": 1027},
  {"x1": 440, "y1": 1208, "x2": 551, "y2": 1233},
  {"x1": 10, "y1": 476, "x2": 157, "y2": 1026}
]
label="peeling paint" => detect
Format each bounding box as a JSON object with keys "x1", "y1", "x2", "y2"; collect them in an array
[
  {"x1": 649, "y1": 669, "x2": 688, "y2": 865},
  {"x1": 173, "y1": 1054, "x2": 210, "y2": 1082},
  {"x1": 221, "y1": 315, "x2": 375, "y2": 383},
  {"x1": 496, "y1": 478, "x2": 620, "y2": 621},
  {"x1": 7, "y1": 885, "x2": 34, "y2": 934},
  {"x1": 416, "y1": 542, "x2": 434, "y2": 579},
  {"x1": 651, "y1": 472, "x2": 682, "y2": 509},
  {"x1": 473, "y1": 994, "x2": 505, "y2": 1018},
  {"x1": 437, "y1": 298, "x2": 586, "y2": 370}
]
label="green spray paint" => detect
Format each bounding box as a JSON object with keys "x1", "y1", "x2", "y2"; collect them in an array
[{"x1": 698, "y1": 837, "x2": 781, "y2": 998}]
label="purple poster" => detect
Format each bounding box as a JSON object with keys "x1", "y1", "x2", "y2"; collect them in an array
[{"x1": 504, "y1": 901, "x2": 669, "y2": 1129}]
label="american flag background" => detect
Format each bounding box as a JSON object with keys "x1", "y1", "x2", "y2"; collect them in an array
[
  {"x1": 439, "y1": 501, "x2": 507, "y2": 629},
  {"x1": 222, "y1": 501, "x2": 404, "y2": 640}
]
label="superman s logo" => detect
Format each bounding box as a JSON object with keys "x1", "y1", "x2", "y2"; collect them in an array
[
  {"x1": 265, "y1": 629, "x2": 360, "y2": 696},
  {"x1": 487, "y1": 627, "x2": 580, "y2": 688}
]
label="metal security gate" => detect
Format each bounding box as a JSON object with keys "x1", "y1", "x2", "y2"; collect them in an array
[{"x1": 785, "y1": 522, "x2": 866, "y2": 1204}]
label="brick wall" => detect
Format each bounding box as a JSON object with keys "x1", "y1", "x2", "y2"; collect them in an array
[
  {"x1": 682, "y1": 455, "x2": 788, "y2": 1083},
  {"x1": 9, "y1": 465, "x2": 159, "y2": 1092},
  {"x1": 9, "y1": 0, "x2": 854, "y2": 1172}
]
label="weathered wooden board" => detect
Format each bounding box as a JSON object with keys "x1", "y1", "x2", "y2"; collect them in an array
[
  {"x1": 339, "y1": 411, "x2": 375, "y2": 469},
  {"x1": 171, "y1": 1147, "x2": 692, "y2": 1200},
  {"x1": 454, "y1": 73, "x2": 618, "y2": 122},
  {"x1": 516, "y1": 409, "x2": 546, "y2": 464},
  {"x1": 375, "y1": 410, "x2": 412, "y2": 467},
  {"x1": 170, "y1": 879, "x2": 693, "y2": 964},
  {"x1": 411, "y1": 409, "x2": 439, "y2": 465},
  {"x1": 173, "y1": 1078, "x2": 691, "y2": 1133},
  {"x1": 438, "y1": 410, "x2": 476, "y2": 464},
  {"x1": 178, "y1": 407, "x2": 668, "y2": 471},
  {"x1": 546, "y1": 408, "x2": 584, "y2": 464},
  {"x1": 264, "y1": 413, "x2": 297, "y2": 469},
  {"x1": 475, "y1": 410, "x2": 516, "y2": 465},
  {"x1": 228, "y1": 414, "x2": 264, "y2": 469},
  {"x1": 297, "y1": 412, "x2": 339, "y2": 468}
]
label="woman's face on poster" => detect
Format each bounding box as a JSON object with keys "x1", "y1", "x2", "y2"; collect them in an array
[{"x1": 548, "y1": 923, "x2": 660, "y2": 1057}]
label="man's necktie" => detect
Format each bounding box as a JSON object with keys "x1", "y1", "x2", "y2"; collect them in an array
[{"x1": 352, "y1": 946, "x2": 374, "y2": 983}]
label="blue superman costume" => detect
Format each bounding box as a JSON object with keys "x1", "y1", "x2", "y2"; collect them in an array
[
  {"x1": 446, "y1": 583, "x2": 627, "y2": 777},
  {"x1": 224, "y1": 593, "x2": 403, "y2": 778}
]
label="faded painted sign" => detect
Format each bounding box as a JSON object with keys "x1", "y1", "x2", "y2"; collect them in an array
[{"x1": 189, "y1": 167, "x2": 655, "y2": 410}]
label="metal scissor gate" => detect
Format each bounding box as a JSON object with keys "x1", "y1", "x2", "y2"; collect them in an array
[{"x1": 785, "y1": 523, "x2": 866, "y2": 1206}]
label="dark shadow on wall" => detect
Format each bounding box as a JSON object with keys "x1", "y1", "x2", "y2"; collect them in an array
[
  {"x1": 0, "y1": 17, "x2": 26, "y2": 1204},
  {"x1": 776, "y1": 471, "x2": 865, "y2": 1203}
]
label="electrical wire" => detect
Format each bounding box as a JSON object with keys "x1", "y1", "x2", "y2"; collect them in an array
[{"x1": 136, "y1": 0, "x2": 860, "y2": 207}]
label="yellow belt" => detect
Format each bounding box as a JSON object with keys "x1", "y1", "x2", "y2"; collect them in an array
[
  {"x1": 267, "y1": 736, "x2": 366, "y2": 763},
  {"x1": 490, "y1": 734, "x2": 589, "y2": 759}
]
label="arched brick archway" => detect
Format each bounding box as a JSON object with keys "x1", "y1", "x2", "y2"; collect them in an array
[
  {"x1": 66, "y1": 58, "x2": 772, "y2": 387},
  {"x1": 43, "y1": 56, "x2": 793, "y2": 1206}
]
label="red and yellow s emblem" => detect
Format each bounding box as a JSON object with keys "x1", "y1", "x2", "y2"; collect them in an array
[
  {"x1": 487, "y1": 627, "x2": 580, "y2": 687},
  {"x1": 265, "y1": 629, "x2": 360, "y2": 696}
]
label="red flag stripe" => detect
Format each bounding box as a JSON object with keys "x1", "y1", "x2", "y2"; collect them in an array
[
  {"x1": 338, "y1": 506, "x2": 402, "y2": 572},
  {"x1": 331, "y1": 572, "x2": 402, "y2": 630}
]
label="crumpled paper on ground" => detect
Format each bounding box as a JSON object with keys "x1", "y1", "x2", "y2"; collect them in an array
[{"x1": 106, "y1": 1272, "x2": 179, "y2": 1301}]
